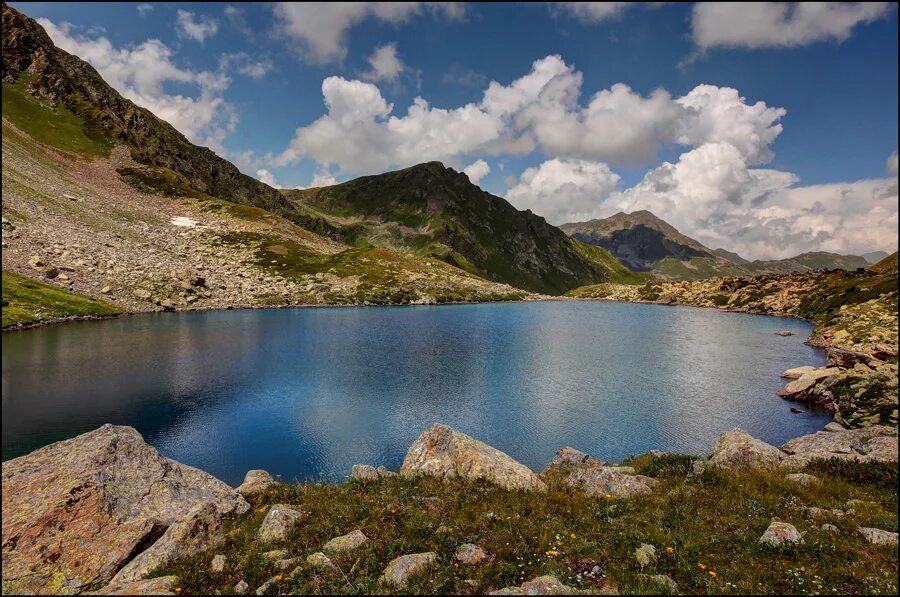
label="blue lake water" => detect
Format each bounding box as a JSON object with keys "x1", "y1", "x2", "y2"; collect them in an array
[{"x1": 1, "y1": 301, "x2": 830, "y2": 486}]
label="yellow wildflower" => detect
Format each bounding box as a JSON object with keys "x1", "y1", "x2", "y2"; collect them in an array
[
  {"x1": 570, "y1": 533, "x2": 577, "y2": 540},
  {"x1": 709, "y1": 571, "x2": 717, "y2": 577},
  {"x1": 698, "y1": 563, "x2": 707, "y2": 570},
  {"x1": 546, "y1": 550, "x2": 560, "y2": 557},
  {"x1": 274, "y1": 575, "x2": 283, "y2": 581},
  {"x1": 666, "y1": 546, "x2": 674, "y2": 554}
]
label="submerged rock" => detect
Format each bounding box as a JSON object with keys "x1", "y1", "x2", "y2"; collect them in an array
[
  {"x1": 401, "y1": 424, "x2": 546, "y2": 492},
  {"x1": 708, "y1": 428, "x2": 783, "y2": 469},
  {"x1": 381, "y1": 552, "x2": 436, "y2": 588},
  {"x1": 1, "y1": 424, "x2": 247, "y2": 595},
  {"x1": 236, "y1": 470, "x2": 276, "y2": 495},
  {"x1": 780, "y1": 425, "x2": 898, "y2": 469}
]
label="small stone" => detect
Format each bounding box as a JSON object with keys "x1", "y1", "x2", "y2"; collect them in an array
[
  {"x1": 381, "y1": 552, "x2": 436, "y2": 588},
  {"x1": 133, "y1": 289, "x2": 152, "y2": 300},
  {"x1": 640, "y1": 574, "x2": 678, "y2": 594},
  {"x1": 489, "y1": 575, "x2": 583, "y2": 595},
  {"x1": 100, "y1": 286, "x2": 112, "y2": 294},
  {"x1": 323, "y1": 529, "x2": 368, "y2": 554},
  {"x1": 27, "y1": 256, "x2": 46, "y2": 269},
  {"x1": 258, "y1": 504, "x2": 303, "y2": 542},
  {"x1": 709, "y1": 428, "x2": 783, "y2": 469},
  {"x1": 759, "y1": 521, "x2": 803, "y2": 547},
  {"x1": 821, "y1": 524, "x2": 840, "y2": 533},
  {"x1": 211, "y1": 554, "x2": 226, "y2": 573},
  {"x1": 275, "y1": 557, "x2": 301, "y2": 570},
  {"x1": 784, "y1": 473, "x2": 818, "y2": 485},
  {"x1": 634, "y1": 543, "x2": 656, "y2": 567},
  {"x1": 858, "y1": 527, "x2": 898, "y2": 545},
  {"x1": 306, "y1": 552, "x2": 335, "y2": 569},
  {"x1": 774, "y1": 330, "x2": 794, "y2": 336},
  {"x1": 255, "y1": 577, "x2": 277, "y2": 595},
  {"x1": 233, "y1": 580, "x2": 249, "y2": 594},
  {"x1": 455, "y1": 543, "x2": 488, "y2": 565}
]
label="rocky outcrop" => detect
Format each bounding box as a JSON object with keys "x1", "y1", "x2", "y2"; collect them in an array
[
  {"x1": 777, "y1": 367, "x2": 843, "y2": 409},
  {"x1": 236, "y1": 470, "x2": 276, "y2": 495},
  {"x1": 708, "y1": 428, "x2": 784, "y2": 469},
  {"x1": 780, "y1": 425, "x2": 898, "y2": 469},
  {"x1": 401, "y1": 424, "x2": 546, "y2": 492},
  {"x1": 381, "y1": 552, "x2": 436, "y2": 588},
  {"x1": 544, "y1": 447, "x2": 606, "y2": 471},
  {"x1": 858, "y1": 527, "x2": 898, "y2": 546},
  {"x1": 350, "y1": 464, "x2": 397, "y2": 481},
  {"x1": 1, "y1": 424, "x2": 247, "y2": 595},
  {"x1": 454, "y1": 543, "x2": 489, "y2": 565},
  {"x1": 90, "y1": 576, "x2": 180, "y2": 595},
  {"x1": 542, "y1": 446, "x2": 657, "y2": 497}
]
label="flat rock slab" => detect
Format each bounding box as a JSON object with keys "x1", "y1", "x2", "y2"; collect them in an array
[
  {"x1": 781, "y1": 425, "x2": 898, "y2": 469},
  {"x1": 323, "y1": 530, "x2": 369, "y2": 554},
  {"x1": 858, "y1": 527, "x2": 898, "y2": 546},
  {"x1": 258, "y1": 504, "x2": 304, "y2": 543},
  {"x1": 381, "y1": 552, "x2": 436, "y2": 588},
  {"x1": 90, "y1": 576, "x2": 180, "y2": 595},
  {"x1": 489, "y1": 575, "x2": 586, "y2": 595},
  {"x1": 708, "y1": 428, "x2": 783, "y2": 469},
  {"x1": 1, "y1": 424, "x2": 247, "y2": 595},
  {"x1": 565, "y1": 465, "x2": 658, "y2": 498},
  {"x1": 401, "y1": 424, "x2": 546, "y2": 492}
]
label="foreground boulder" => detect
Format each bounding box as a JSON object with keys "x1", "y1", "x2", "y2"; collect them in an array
[
  {"x1": 323, "y1": 530, "x2": 369, "y2": 554},
  {"x1": 401, "y1": 424, "x2": 546, "y2": 492},
  {"x1": 258, "y1": 504, "x2": 304, "y2": 542},
  {"x1": 109, "y1": 502, "x2": 231, "y2": 585},
  {"x1": 91, "y1": 576, "x2": 180, "y2": 595},
  {"x1": 489, "y1": 575, "x2": 586, "y2": 595},
  {"x1": 543, "y1": 446, "x2": 657, "y2": 498},
  {"x1": 1, "y1": 424, "x2": 248, "y2": 595},
  {"x1": 708, "y1": 428, "x2": 784, "y2": 469},
  {"x1": 780, "y1": 425, "x2": 898, "y2": 469},
  {"x1": 759, "y1": 521, "x2": 803, "y2": 547},
  {"x1": 350, "y1": 464, "x2": 397, "y2": 481}
]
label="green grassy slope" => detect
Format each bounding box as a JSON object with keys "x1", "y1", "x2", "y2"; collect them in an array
[{"x1": 2, "y1": 270, "x2": 122, "y2": 327}]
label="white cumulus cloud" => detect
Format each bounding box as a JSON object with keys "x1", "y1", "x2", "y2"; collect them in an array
[
  {"x1": 175, "y1": 9, "x2": 219, "y2": 43},
  {"x1": 361, "y1": 43, "x2": 406, "y2": 82},
  {"x1": 136, "y1": 3, "x2": 153, "y2": 16},
  {"x1": 691, "y1": 2, "x2": 893, "y2": 50},
  {"x1": 888, "y1": 151, "x2": 899, "y2": 175},
  {"x1": 255, "y1": 169, "x2": 282, "y2": 189},
  {"x1": 554, "y1": 2, "x2": 630, "y2": 22},
  {"x1": 462, "y1": 159, "x2": 490, "y2": 185}
]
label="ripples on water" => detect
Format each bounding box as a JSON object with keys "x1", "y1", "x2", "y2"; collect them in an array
[{"x1": 2, "y1": 301, "x2": 829, "y2": 485}]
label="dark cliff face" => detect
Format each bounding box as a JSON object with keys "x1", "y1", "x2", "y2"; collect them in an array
[
  {"x1": 570, "y1": 225, "x2": 709, "y2": 272},
  {"x1": 2, "y1": 2, "x2": 286, "y2": 212},
  {"x1": 285, "y1": 162, "x2": 628, "y2": 294}
]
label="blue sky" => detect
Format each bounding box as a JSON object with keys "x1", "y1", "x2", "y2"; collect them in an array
[{"x1": 9, "y1": 2, "x2": 899, "y2": 258}]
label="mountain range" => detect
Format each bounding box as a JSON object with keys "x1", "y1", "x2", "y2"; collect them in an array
[
  {"x1": 0, "y1": 2, "x2": 890, "y2": 325},
  {"x1": 561, "y1": 210, "x2": 872, "y2": 280}
]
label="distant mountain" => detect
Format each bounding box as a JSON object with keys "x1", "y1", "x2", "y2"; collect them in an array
[
  {"x1": 862, "y1": 251, "x2": 890, "y2": 265},
  {"x1": 562, "y1": 211, "x2": 875, "y2": 280},
  {"x1": 870, "y1": 251, "x2": 898, "y2": 275},
  {"x1": 559, "y1": 211, "x2": 746, "y2": 280},
  {"x1": 283, "y1": 163, "x2": 643, "y2": 294}
]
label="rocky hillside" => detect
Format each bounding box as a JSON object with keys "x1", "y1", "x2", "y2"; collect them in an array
[
  {"x1": 562, "y1": 210, "x2": 876, "y2": 280},
  {"x1": 3, "y1": 423, "x2": 896, "y2": 595},
  {"x1": 568, "y1": 256, "x2": 899, "y2": 428},
  {"x1": 283, "y1": 164, "x2": 643, "y2": 295}
]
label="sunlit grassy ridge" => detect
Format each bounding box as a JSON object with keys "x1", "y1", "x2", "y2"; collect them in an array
[
  {"x1": 1, "y1": 269, "x2": 122, "y2": 327},
  {"x1": 157, "y1": 456, "x2": 897, "y2": 595}
]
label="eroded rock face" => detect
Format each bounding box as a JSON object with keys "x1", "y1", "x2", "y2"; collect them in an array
[
  {"x1": 236, "y1": 470, "x2": 276, "y2": 495},
  {"x1": 381, "y1": 552, "x2": 436, "y2": 588},
  {"x1": 401, "y1": 424, "x2": 546, "y2": 492},
  {"x1": 1, "y1": 424, "x2": 248, "y2": 595},
  {"x1": 780, "y1": 425, "x2": 898, "y2": 469},
  {"x1": 109, "y1": 502, "x2": 231, "y2": 585},
  {"x1": 708, "y1": 428, "x2": 784, "y2": 469}
]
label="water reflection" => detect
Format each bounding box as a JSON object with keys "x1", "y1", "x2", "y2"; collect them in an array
[{"x1": 2, "y1": 302, "x2": 830, "y2": 485}]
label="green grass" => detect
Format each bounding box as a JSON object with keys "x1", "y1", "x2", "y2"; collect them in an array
[
  {"x1": 795, "y1": 272, "x2": 898, "y2": 325},
  {"x1": 1, "y1": 270, "x2": 122, "y2": 328},
  {"x1": 116, "y1": 166, "x2": 207, "y2": 198},
  {"x1": 157, "y1": 460, "x2": 897, "y2": 595},
  {"x1": 2, "y1": 78, "x2": 112, "y2": 157}
]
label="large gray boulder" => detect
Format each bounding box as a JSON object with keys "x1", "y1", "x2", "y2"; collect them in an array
[
  {"x1": 489, "y1": 575, "x2": 587, "y2": 595},
  {"x1": 543, "y1": 446, "x2": 656, "y2": 498},
  {"x1": 1, "y1": 424, "x2": 248, "y2": 595},
  {"x1": 780, "y1": 425, "x2": 898, "y2": 469},
  {"x1": 381, "y1": 552, "x2": 436, "y2": 588},
  {"x1": 401, "y1": 424, "x2": 546, "y2": 492},
  {"x1": 708, "y1": 428, "x2": 784, "y2": 469},
  {"x1": 258, "y1": 504, "x2": 304, "y2": 543},
  {"x1": 236, "y1": 470, "x2": 276, "y2": 495}
]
